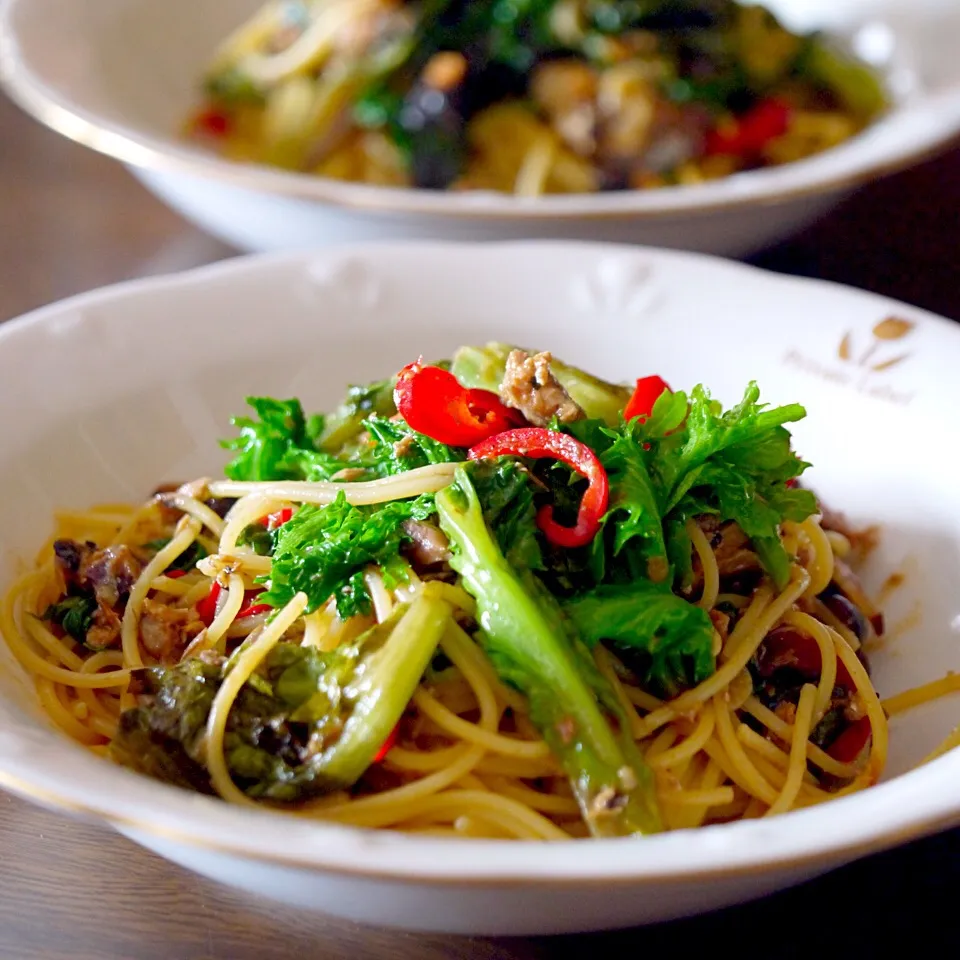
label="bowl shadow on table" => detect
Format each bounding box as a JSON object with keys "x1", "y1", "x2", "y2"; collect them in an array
[{"x1": 519, "y1": 825, "x2": 960, "y2": 955}]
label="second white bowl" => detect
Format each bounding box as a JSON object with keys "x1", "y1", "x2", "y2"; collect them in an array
[{"x1": 3, "y1": 0, "x2": 960, "y2": 255}]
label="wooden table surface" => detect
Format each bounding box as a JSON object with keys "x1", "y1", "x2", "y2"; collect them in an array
[{"x1": 2, "y1": 90, "x2": 960, "y2": 957}]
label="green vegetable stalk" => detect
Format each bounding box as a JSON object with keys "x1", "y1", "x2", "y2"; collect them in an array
[
  {"x1": 437, "y1": 465, "x2": 662, "y2": 837},
  {"x1": 112, "y1": 587, "x2": 453, "y2": 801},
  {"x1": 450, "y1": 342, "x2": 632, "y2": 427},
  {"x1": 299, "y1": 587, "x2": 453, "y2": 790}
]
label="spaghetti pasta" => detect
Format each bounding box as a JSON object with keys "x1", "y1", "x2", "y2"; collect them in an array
[
  {"x1": 188, "y1": 0, "x2": 887, "y2": 196},
  {"x1": 2, "y1": 344, "x2": 955, "y2": 842}
]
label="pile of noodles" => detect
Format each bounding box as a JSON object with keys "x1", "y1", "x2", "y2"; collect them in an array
[{"x1": 6, "y1": 464, "x2": 956, "y2": 841}]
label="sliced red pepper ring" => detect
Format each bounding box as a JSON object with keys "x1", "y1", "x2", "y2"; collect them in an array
[
  {"x1": 165, "y1": 569, "x2": 187, "y2": 580},
  {"x1": 236, "y1": 602, "x2": 272, "y2": 619},
  {"x1": 261, "y1": 507, "x2": 293, "y2": 531},
  {"x1": 624, "y1": 375, "x2": 672, "y2": 423},
  {"x1": 468, "y1": 427, "x2": 609, "y2": 549},
  {"x1": 373, "y1": 722, "x2": 400, "y2": 764},
  {"x1": 757, "y1": 626, "x2": 855, "y2": 689},
  {"x1": 192, "y1": 108, "x2": 231, "y2": 138},
  {"x1": 828, "y1": 717, "x2": 872, "y2": 763},
  {"x1": 196, "y1": 582, "x2": 223, "y2": 627},
  {"x1": 705, "y1": 98, "x2": 792, "y2": 156},
  {"x1": 394, "y1": 359, "x2": 524, "y2": 447}
]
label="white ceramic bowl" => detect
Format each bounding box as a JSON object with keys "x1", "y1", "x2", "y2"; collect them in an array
[
  {"x1": 1, "y1": 241, "x2": 959, "y2": 935},
  {"x1": 3, "y1": 0, "x2": 960, "y2": 256}
]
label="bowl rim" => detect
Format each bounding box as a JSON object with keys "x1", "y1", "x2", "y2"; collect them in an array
[
  {"x1": 3, "y1": 0, "x2": 960, "y2": 222},
  {"x1": 1, "y1": 240, "x2": 960, "y2": 885}
]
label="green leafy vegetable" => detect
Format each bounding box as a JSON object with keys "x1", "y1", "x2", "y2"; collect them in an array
[
  {"x1": 313, "y1": 379, "x2": 397, "y2": 453},
  {"x1": 220, "y1": 386, "x2": 401, "y2": 482},
  {"x1": 599, "y1": 421, "x2": 669, "y2": 578},
  {"x1": 220, "y1": 372, "x2": 463, "y2": 484},
  {"x1": 437, "y1": 465, "x2": 661, "y2": 837},
  {"x1": 681, "y1": 456, "x2": 814, "y2": 588},
  {"x1": 660, "y1": 383, "x2": 816, "y2": 587},
  {"x1": 42, "y1": 595, "x2": 97, "y2": 645},
  {"x1": 236, "y1": 524, "x2": 276, "y2": 557},
  {"x1": 583, "y1": 381, "x2": 816, "y2": 592},
  {"x1": 143, "y1": 538, "x2": 208, "y2": 573},
  {"x1": 111, "y1": 588, "x2": 453, "y2": 800},
  {"x1": 220, "y1": 397, "x2": 317, "y2": 482},
  {"x1": 278, "y1": 446, "x2": 355, "y2": 483},
  {"x1": 260, "y1": 492, "x2": 437, "y2": 618},
  {"x1": 563, "y1": 581, "x2": 715, "y2": 696},
  {"x1": 361, "y1": 416, "x2": 463, "y2": 477},
  {"x1": 800, "y1": 35, "x2": 888, "y2": 119},
  {"x1": 203, "y1": 67, "x2": 267, "y2": 106},
  {"x1": 468, "y1": 459, "x2": 544, "y2": 571},
  {"x1": 655, "y1": 383, "x2": 807, "y2": 508}
]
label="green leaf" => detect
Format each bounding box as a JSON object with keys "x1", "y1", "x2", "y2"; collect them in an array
[
  {"x1": 42, "y1": 595, "x2": 97, "y2": 645},
  {"x1": 565, "y1": 417, "x2": 616, "y2": 457},
  {"x1": 664, "y1": 510, "x2": 695, "y2": 589},
  {"x1": 683, "y1": 457, "x2": 816, "y2": 588},
  {"x1": 144, "y1": 538, "x2": 208, "y2": 573},
  {"x1": 563, "y1": 580, "x2": 716, "y2": 696},
  {"x1": 638, "y1": 386, "x2": 690, "y2": 440},
  {"x1": 314, "y1": 379, "x2": 397, "y2": 453},
  {"x1": 468, "y1": 458, "x2": 544, "y2": 571},
  {"x1": 236, "y1": 524, "x2": 276, "y2": 557},
  {"x1": 220, "y1": 397, "x2": 311, "y2": 482},
  {"x1": 361, "y1": 416, "x2": 463, "y2": 477},
  {"x1": 663, "y1": 382, "x2": 808, "y2": 511},
  {"x1": 259, "y1": 492, "x2": 436, "y2": 619},
  {"x1": 619, "y1": 381, "x2": 816, "y2": 589},
  {"x1": 600, "y1": 420, "x2": 668, "y2": 569},
  {"x1": 220, "y1": 393, "x2": 385, "y2": 483},
  {"x1": 280, "y1": 447, "x2": 356, "y2": 482}
]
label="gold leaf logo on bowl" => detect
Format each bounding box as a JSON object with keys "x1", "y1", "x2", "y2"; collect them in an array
[
  {"x1": 837, "y1": 315, "x2": 915, "y2": 371},
  {"x1": 872, "y1": 317, "x2": 915, "y2": 341},
  {"x1": 788, "y1": 315, "x2": 918, "y2": 408}
]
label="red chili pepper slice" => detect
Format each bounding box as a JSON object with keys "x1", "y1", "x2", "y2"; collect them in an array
[
  {"x1": 624, "y1": 375, "x2": 672, "y2": 423},
  {"x1": 236, "y1": 602, "x2": 272, "y2": 619},
  {"x1": 373, "y1": 722, "x2": 400, "y2": 764},
  {"x1": 192, "y1": 108, "x2": 231, "y2": 138},
  {"x1": 758, "y1": 627, "x2": 854, "y2": 688},
  {"x1": 468, "y1": 427, "x2": 609, "y2": 548},
  {"x1": 394, "y1": 359, "x2": 523, "y2": 447},
  {"x1": 165, "y1": 569, "x2": 187, "y2": 580},
  {"x1": 196, "y1": 582, "x2": 222, "y2": 627},
  {"x1": 705, "y1": 98, "x2": 792, "y2": 156},
  {"x1": 261, "y1": 507, "x2": 293, "y2": 531},
  {"x1": 828, "y1": 717, "x2": 872, "y2": 763}
]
